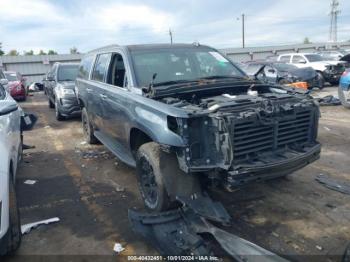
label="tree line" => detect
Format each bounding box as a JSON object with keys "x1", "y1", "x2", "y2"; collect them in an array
[{"x1": 0, "y1": 43, "x2": 79, "y2": 56}]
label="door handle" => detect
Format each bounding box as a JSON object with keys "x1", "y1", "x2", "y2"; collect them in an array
[{"x1": 100, "y1": 94, "x2": 108, "y2": 100}]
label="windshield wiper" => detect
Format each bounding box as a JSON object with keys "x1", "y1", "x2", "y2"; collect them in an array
[
  {"x1": 153, "y1": 79, "x2": 197, "y2": 87},
  {"x1": 198, "y1": 75, "x2": 246, "y2": 80}
]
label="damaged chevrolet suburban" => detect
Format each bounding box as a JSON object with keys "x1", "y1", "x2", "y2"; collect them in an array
[{"x1": 76, "y1": 44, "x2": 321, "y2": 213}]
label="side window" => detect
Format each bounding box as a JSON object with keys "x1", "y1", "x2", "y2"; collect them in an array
[
  {"x1": 78, "y1": 55, "x2": 95, "y2": 79},
  {"x1": 292, "y1": 55, "x2": 306, "y2": 64},
  {"x1": 279, "y1": 55, "x2": 291, "y2": 63},
  {"x1": 91, "y1": 53, "x2": 111, "y2": 82},
  {"x1": 107, "y1": 53, "x2": 127, "y2": 87}
]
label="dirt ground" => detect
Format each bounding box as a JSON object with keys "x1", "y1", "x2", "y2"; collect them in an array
[{"x1": 4, "y1": 87, "x2": 350, "y2": 261}]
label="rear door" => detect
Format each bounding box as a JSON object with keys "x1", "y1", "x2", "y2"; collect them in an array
[{"x1": 89, "y1": 53, "x2": 112, "y2": 131}]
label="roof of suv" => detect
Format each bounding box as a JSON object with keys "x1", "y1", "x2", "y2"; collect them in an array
[{"x1": 88, "y1": 43, "x2": 212, "y2": 54}]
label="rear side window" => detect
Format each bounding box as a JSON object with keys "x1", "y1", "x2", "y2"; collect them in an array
[
  {"x1": 91, "y1": 53, "x2": 111, "y2": 82},
  {"x1": 78, "y1": 55, "x2": 95, "y2": 80},
  {"x1": 279, "y1": 55, "x2": 291, "y2": 63}
]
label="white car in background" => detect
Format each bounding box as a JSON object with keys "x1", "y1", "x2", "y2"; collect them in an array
[{"x1": 0, "y1": 83, "x2": 36, "y2": 256}]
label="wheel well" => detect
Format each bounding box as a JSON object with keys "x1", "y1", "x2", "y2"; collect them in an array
[{"x1": 130, "y1": 128, "x2": 152, "y2": 156}]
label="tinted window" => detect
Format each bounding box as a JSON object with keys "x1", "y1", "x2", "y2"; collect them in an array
[
  {"x1": 57, "y1": 65, "x2": 79, "y2": 81},
  {"x1": 304, "y1": 54, "x2": 323, "y2": 62},
  {"x1": 4, "y1": 72, "x2": 18, "y2": 81},
  {"x1": 78, "y1": 55, "x2": 95, "y2": 79},
  {"x1": 292, "y1": 55, "x2": 306, "y2": 63},
  {"x1": 107, "y1": 53, "x2": 127, "y2": 87},
  {"x1": 92, "y1": 54, "x2": 111, "y2": 82},
  {"x1": 131, "y1": 48, "x2": 245, "y2": 87},
  {"x1": 279, "y1": 55, "x2": 291, "y2": 63},
  {"x1": 0, "y1": 84, "x2": 5, "y2": 99}
]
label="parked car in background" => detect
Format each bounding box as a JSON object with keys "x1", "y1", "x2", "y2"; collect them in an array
[
  {"x1": 243, "y1": 61, "x2": 318, "y2": 89},
  {"x1": 0, "y1": 83, "x2": 36, "y2": 256},
  {"x1": 318, "y1": 50, "x2": 348, "y2": 61},
  {"x1": 4, "y1": 71, "x2": 27, "y2": 101},
  {"x1": 277, "y1": 53, "x2": 346, "y2": 87},
  {"x1": 44, "y1": 62, "x2": 80, "y2": 121},
  {"x1": 76, "y1": 43, "x2": 320, "y2": 213},
  {"x1": 28, "y1": 82, "x2": 44, "y2": 92},
  {"x1": 338, "y1": 69, "x2": 350, "y2": 108}
]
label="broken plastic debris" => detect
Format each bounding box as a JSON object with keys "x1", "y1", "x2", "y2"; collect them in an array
[
  {"x1": 113, "y1": 243, "x2": 125, "y2": 254},
  {"x1": 324, "y1": 126, "x2": 331, "y2": 131},
  {"x1": 316, "y1": 245, "x2": 323, "y2": 251},
  {"x1": 80, "y1": 141, "x2": 87, "y2": 145},
  {"x1": 21, "y1": 217, "x2": 60, "y2": 234},
  {"x1": 44, "y1": 125, "x2": 50, "y2": 129},
  {"x1": 24, "y1": 180, "x2": 37, "y2": 185}
]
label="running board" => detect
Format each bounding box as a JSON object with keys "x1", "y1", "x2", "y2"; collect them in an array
[{"x1": 94, "y1": 131, "x2": 136, "y2": 167}]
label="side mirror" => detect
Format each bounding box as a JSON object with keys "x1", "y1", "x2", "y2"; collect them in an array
[
  {"x1": 21, "y1": 113, "x2": 38, "y2": 131},
  {"x1": 0, "y1": 100, "x2": 18, "y2": 116},
  {"x1": 0, "y1": 78, "x2": 9, "y2": 86}
]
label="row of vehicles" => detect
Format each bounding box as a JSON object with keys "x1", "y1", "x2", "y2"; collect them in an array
[{"x1": 241, "y1": 51, "x2": 349, "y2": 89}]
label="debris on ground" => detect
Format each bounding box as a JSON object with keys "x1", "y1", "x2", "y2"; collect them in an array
[
  {"x1": 80, "y1": 141, "x2": 87, "y2": 145},
  {"x1": 113, "y1": 243, "x2": 125, "y2": 254},
  {"x1": 21, "y1": 217, "x2": 60, "y2": 234},
  {"x1": 24, "y1": 180, "x2": 37, "y2": 185},
  {"x1": 129, "y1": 208, "x2": 287, "y2": 261},
  {"x1": 324, "y1": 126, "x2": 331, "y2": 131},
  {"x1": 44, "y1": 125, "x2": 51, "y2": 129},
  {"x1": 315, "y1": 245, "x2": 323, "y2": 251},
  {"x1": 22, "y1": 144, "x2": 36, "y2": 150},
  {"x1": 315, "y1": 174, "x2": 350, "y2": 195},
  {"x1": 316, "y1": 95, "x2": 341, "y2": 106}
]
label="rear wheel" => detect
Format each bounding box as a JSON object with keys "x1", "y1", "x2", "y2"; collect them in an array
[
  {"x1": 81, "y1": 107, "x2": 98, "y2": 144},
  {"x1": 136, "y1": 142, "x2": 173, "y2": 212},
  {"x1": 5, "y1": 176, "x2": 21, "y2": 255}
]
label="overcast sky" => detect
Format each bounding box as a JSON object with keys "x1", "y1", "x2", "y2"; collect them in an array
[{"x1": 0, "y1": 0, "x2": 349, "y2": 54}]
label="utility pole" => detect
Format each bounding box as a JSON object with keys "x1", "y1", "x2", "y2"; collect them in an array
[
  {"x1": 329, "y1": 0, "x2": 340, "y2": 42},
  {"x1": 169, "y1": 28, "x2": 173, "y2": 44},
  {"x1": 242, "y1": 13, "x2": 245, "y2": 48}
]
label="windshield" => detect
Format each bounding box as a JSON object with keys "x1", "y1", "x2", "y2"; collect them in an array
[
  {"x1": 305, "y1": 54, "x2": 324, "y2": 62},
  {"x1": 130, "y1": 48, "x2": 246, "y2": 87},
  {"x1": 57, "y1": 65, "x2": 79, "y2": 81},
  {"x1": 5, "y1": 72, "x2": 18, "y2": 81},
  {"x1": 273, "y1": 63, "x2": 298, "y2": 71}
]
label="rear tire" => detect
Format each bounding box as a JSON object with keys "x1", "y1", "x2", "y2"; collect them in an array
[
  {"x1": 136, "y1": 142, "x2": 173, "y2": 212},
  {"x1": 81, "y1": 107, "x2": 98, "y2": 144},
  {"x1": 5, "y1": 176, "x2": 21, "y2": 255}
]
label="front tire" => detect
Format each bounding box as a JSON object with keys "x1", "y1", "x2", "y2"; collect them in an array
[
  {"x1": 55, "y1": 100, "x2": 64, "y2": 121},
  {"x1": 5, "y1": 176, "x2": 21, "y2": 255},
  {"x1": 81, "y1": 107, "x2": 98, "y2": 144},
  {"x1": 136, "y1": 142, "x2": 173, "y2": 212},
  {"x1": 48, "y1": 98, "x2": 54, "y2": 108}
]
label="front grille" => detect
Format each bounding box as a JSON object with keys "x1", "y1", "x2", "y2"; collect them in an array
[{"x1": 232, "y1": 110, "x2": 312, "y2": 160}]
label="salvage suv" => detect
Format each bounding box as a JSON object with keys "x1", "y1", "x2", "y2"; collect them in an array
[{"x1": 76, "y1": 44, "x2": 321, "y2": 212}]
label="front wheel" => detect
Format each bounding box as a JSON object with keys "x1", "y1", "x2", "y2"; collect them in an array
[
  {"x1": 136, "y1": 142, "x2": 173, "y2": 212},
  {"x1": 55, "y1": 100, "x2": 64, "y2": 121},
  {"x1": 48, "y1": 98, "x2": 54, "y2": 108},
  {"x1": 2, "y1": 177, "x2": 22, "y2": 255}
]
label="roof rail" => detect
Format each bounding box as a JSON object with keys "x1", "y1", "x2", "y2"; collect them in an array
[{"x1": 88, "y1": 44, "x2": 120, "y2": 54}]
